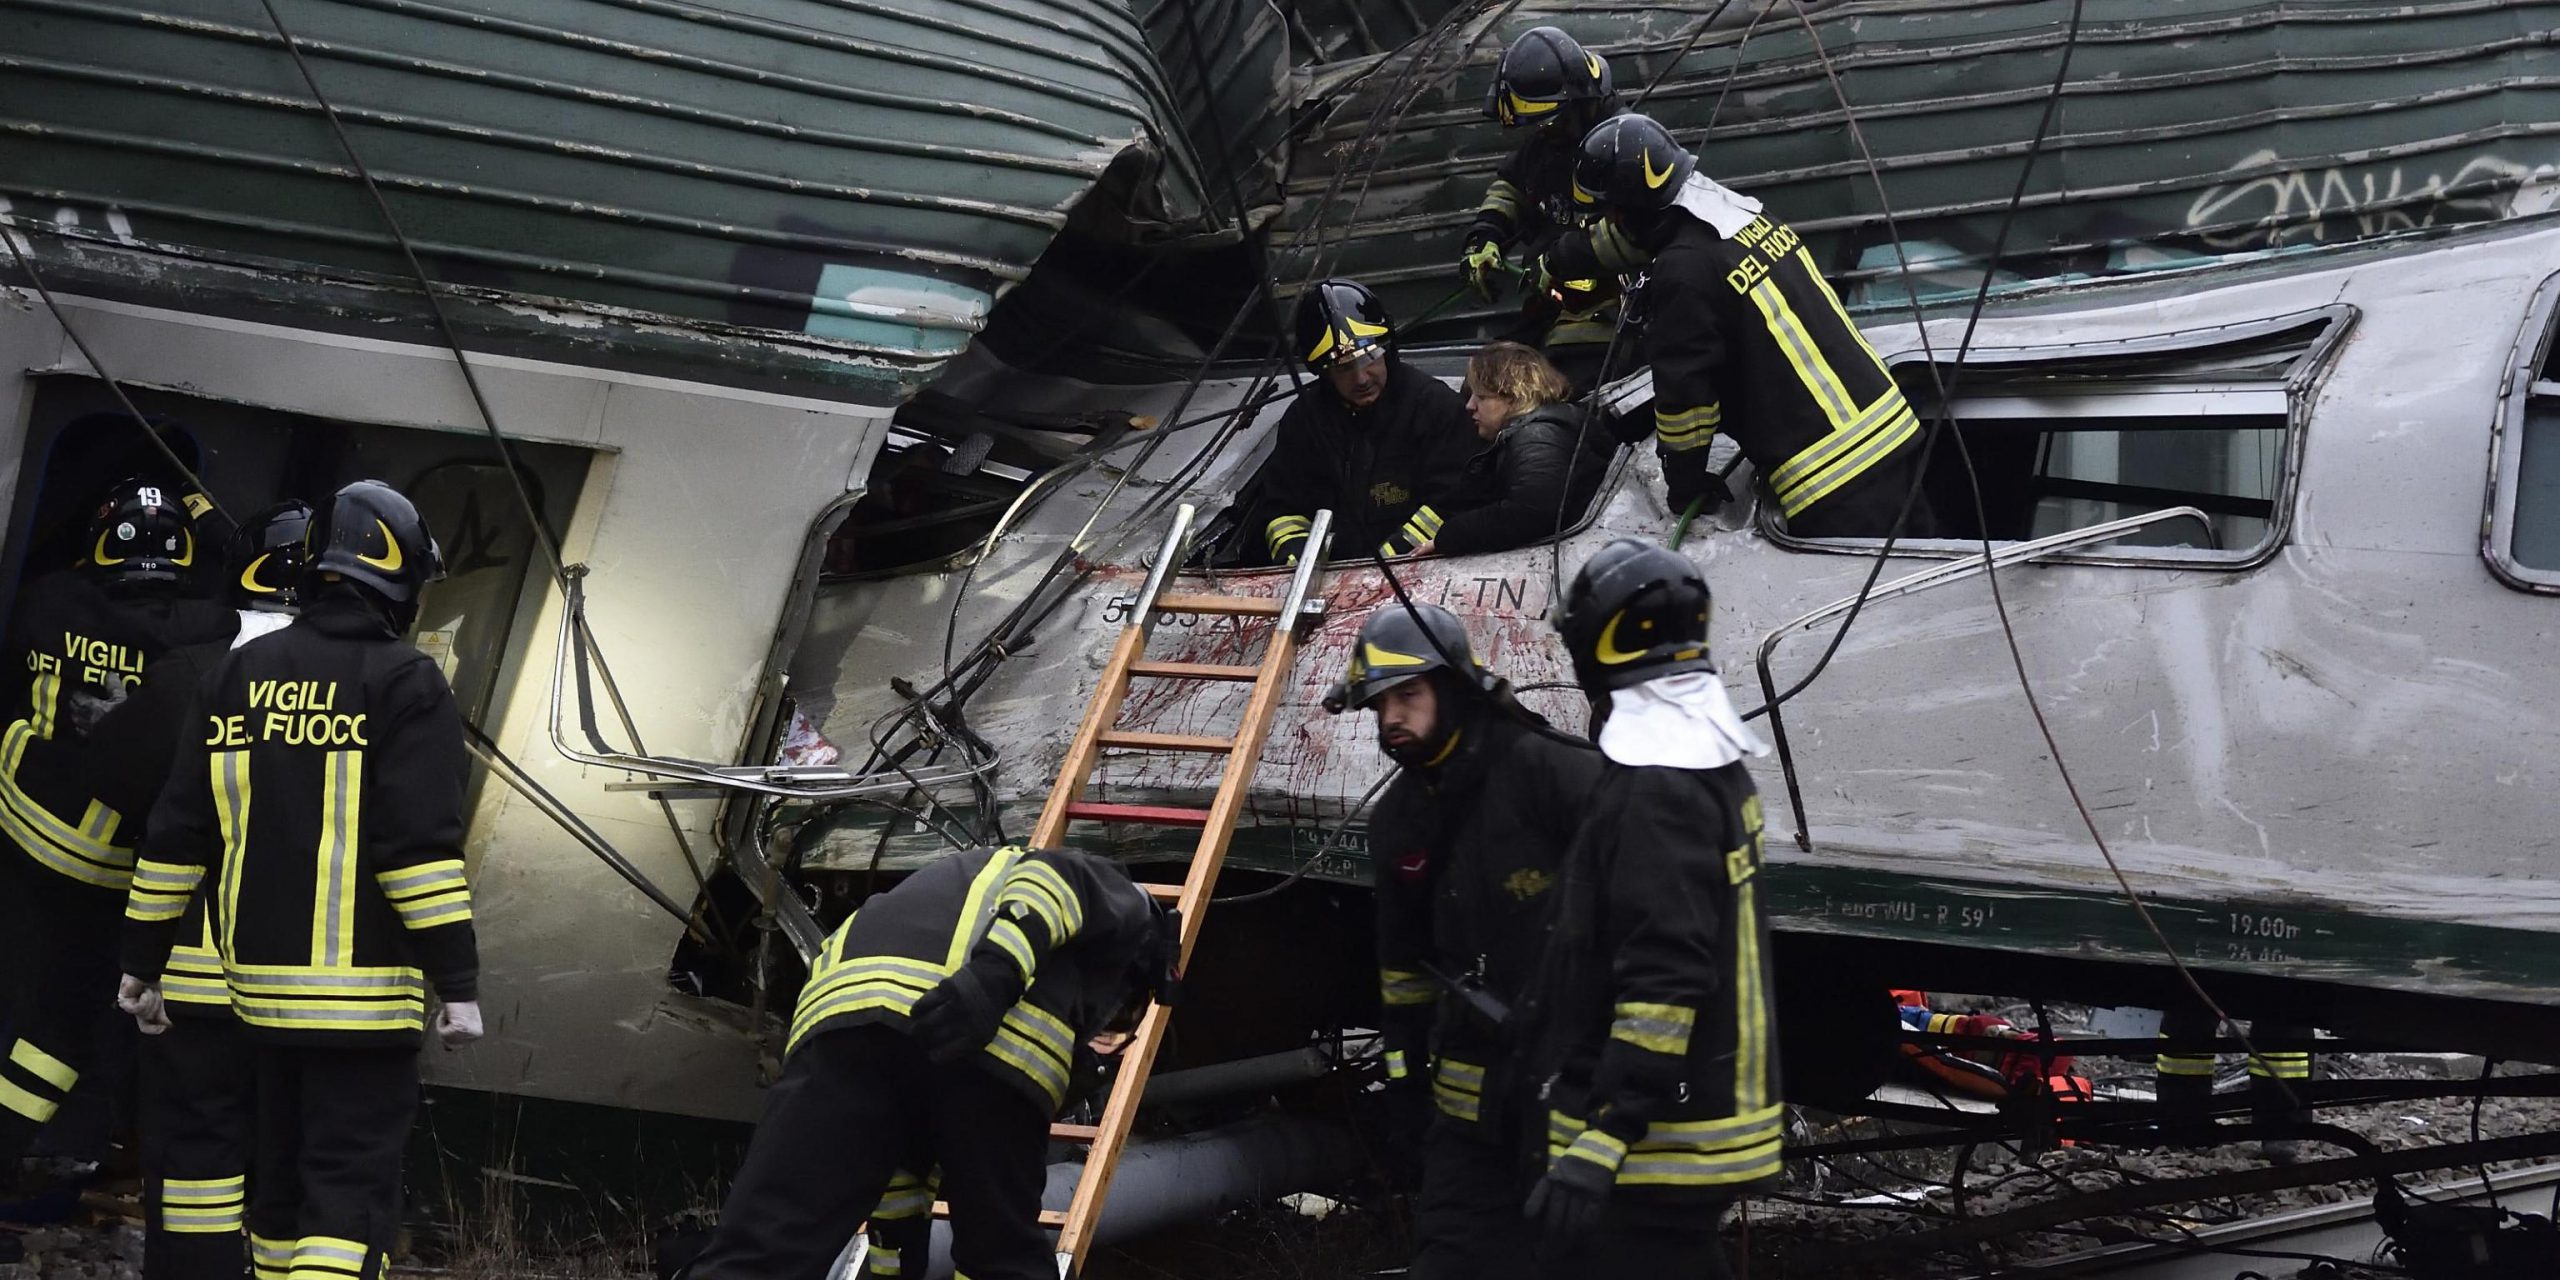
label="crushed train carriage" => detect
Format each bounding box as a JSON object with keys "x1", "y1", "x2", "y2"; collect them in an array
[{"x1": 2, "y1": 0, "x2": 2559, "y2": 1160}]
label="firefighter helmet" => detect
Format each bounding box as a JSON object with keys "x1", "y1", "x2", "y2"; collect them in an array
[
  {"x1": 84, "y1": 478, "x2": 197, "y2": 583},
  {"x1": 232, "y1": 500, "x2": 314, "y2": 608},
  {"x1": 1485, "y1": 26, "x2": 1615, "y2": 128},
  {"x1": 1323, "y1": 602, "x2": 1491, "y2": 714},
  {"x1": 1571, "y1": 113, "x2": 1695, "y2": 212},
  {"x1": 309, "y1": 480, "x2": 443, "y2": 603},
  {"x1": 1555, "y1": 537, "x2": 1715, "y2": 691},
  {"x1": 1294, "y1": 279, "x2": 1395, "y2": 373}
]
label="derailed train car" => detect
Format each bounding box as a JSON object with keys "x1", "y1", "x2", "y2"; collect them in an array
[{"x1": 2, "y1": 0, "x2": 2558, "y2": 1149}]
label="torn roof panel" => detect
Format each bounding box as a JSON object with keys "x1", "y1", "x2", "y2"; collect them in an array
[{"x1": 0, "y1": 0, "x2": 1225, "y2": 403}]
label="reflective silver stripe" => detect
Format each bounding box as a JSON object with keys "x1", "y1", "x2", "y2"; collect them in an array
[
  {"x1": 0, "y1": 722, "x2": 135, "y2": 874},
  {"x1": 1781, "y1": 408, "x2": 1919, "y2": 516},
  {"x1": 161, "y1": 975, "x2": 232, "y2": 1005},
  {"x1": 983, "y1": 1023, "x2": 1069, "y2": 1108},
  {"x1": 393, "y1": 896, "x2": 473, "y2": 928},
  {"x1": 226, "y1": 967, "x2": 422, "y2": 992},
  {"x1": 126, "y1": 892, "x2": 189, "y2": 922},
  {"x1": 231, "y1": 999, "x2": 425, "y2": 1029},
  {"x1": 1435, "y1": 1059, "x2": 1485, "y2": 1088},
  {"x1": 313, "y1": 750, "x2": 360, "y2": 967},
  {"x1": 131, "y1": 859, "x2": 202, "y2": 893},
  {"x1": 378, "y1": 859, "x2": 466, "y2": 894},
  {"x1": 160, "y1": 1176, "x2": 246, "y2": 1203}
]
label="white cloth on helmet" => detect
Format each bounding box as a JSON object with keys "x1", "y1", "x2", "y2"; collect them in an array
[
  {"x1": 1672, "y1": 173, "x2": 1765, "y2": 239},
  {"x1": 1598, "y1": 670, "x2": 1768, "y2": 769}
]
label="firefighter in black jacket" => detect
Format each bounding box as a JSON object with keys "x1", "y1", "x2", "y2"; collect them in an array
[
  {"x1": 1516, "y1": 539, "x2": 1782, "y2": 1279},
  {"x1": 1397, "y1": 342, "x2": 1617, "y2": 558},
  {"x1": 1325, "y1": 603, "x2": 1602, "y2": 1280},
  {"x1": 1248, "y1": 280, "x2": 1472, "y2": 564},
  {"x1": 120, "y1": 480, "x2": 480, "y2": 1280},
  {"x1": 0, "y1": 478, "x2": 232, "y2": 1170},
  {"x1": 1461, "y1": 26, "x2": 1630, "y2": 395},
  {"x1": 684, "y1": 845, "x2": 1180, "y2": 1280},
  {"x1": 97, "y1": 501, "x2": 311, "y2": 1280},
  {"x1": 1544, "y1": 115, "x2": 1939, "y2": 538}
]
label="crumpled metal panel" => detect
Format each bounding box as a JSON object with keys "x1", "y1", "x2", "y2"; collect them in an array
[
  {"x1": 0, "y1": 0, "x2": 1224, "y2": 400},
  {"x1": 1271, "y1": 0, "x2": 2560, "y2": 338}
]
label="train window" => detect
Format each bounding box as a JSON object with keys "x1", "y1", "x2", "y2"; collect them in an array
[
  {"x1": 1769, "y1": 308, "x2": 2352, "y2": 567},
  {"x1": 2486, "y1": 273, "x2": 2560, "y2": 592}
]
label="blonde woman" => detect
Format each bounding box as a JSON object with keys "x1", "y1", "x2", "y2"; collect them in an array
[{"x1": 1395, "y1": 342, "x2": 1618, "y2": 557}]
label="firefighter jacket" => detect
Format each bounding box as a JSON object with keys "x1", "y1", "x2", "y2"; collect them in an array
[
  {"x1": 1, "y1": 572, "x2": 233, "y2": 891},
  {"x1": 1249, "y1": 360, "x2": 1473, "y2": 564},
  {"x1": 1469, "y1": 125, "x2": 1625, "y2": 354},
  {"x1": 120, "y1": 596, "x2": 478, "y2": 1048},
  {"x1": 1374, "y1": 711, "x2": 1603, "y2": 1136},
  {"x1": 90, "y1": 636, "x2": 234, "y2": 1017},
  {"x1": 789, "y1": 845, "x2": 1161, "y2": 1115},
  {"x1": 1405, "y1": 405, "x2": 1619, "y2": 558},
  {"x1": 1515, "y1": 760, "x2": 1783, "y2": 1203},
  {"x1": 1551, "y1": 208, "x2": 1924, "y2": 528}
]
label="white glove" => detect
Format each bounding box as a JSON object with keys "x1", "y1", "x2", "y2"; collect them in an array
[
  {"x1": 436, "y1": 1000, "x2": 483, "y2": 1047},
  {"x1": 117, "y1": 974, "x2": 170, "y2": 1036}
]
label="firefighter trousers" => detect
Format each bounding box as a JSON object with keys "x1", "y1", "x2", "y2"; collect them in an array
[
  {"x1": 248, "y1": 1045, "x2": 419, "y2": 1280},
  {"x1": 142, "y1": 1015, "x2": 254, "y2": 1280},
  {"x1": 1411, "y1": 1117, "x2": 1536, "y2": 1280},
  {"x1": 0, "y1": 857, "x2": 124, "y2": 1162},
  {"x1": 1532, "y1": 1196, "x2": 1737, "y2": 1280},
  {"x1": 686, "y1": 1024, "x2": 1051, "y2": 1280}
]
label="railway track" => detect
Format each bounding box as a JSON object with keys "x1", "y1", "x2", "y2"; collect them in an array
[{"x1": 2006, "y1": 1161, "x2": 2560, "y2": 1279}]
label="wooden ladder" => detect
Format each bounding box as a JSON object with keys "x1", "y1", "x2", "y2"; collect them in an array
[{"x1": 1026, "y1": 502, "x2": 1331, "y2": 1275}]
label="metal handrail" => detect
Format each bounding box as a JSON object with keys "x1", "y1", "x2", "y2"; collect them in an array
[{"x1": 1752, "y1": 505, "x2": 2214, "y2": 676}]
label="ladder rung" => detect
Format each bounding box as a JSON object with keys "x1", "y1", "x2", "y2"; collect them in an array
[
  {"x1": 1151, "y1": 593, "x2": 1284, "y2": 617},
  {"x1": 1050, "y1": 1122, "x2": 1101, "y2": 1141},
  {"x1": 1139, "y1": 882, "x2": 1184, "y2": 902},
  {"x1": 1128, "y1": 660, "x2": 1261, "y2": 682},
  {"x1": 1096, "y1": 730, "x2": 1233, "y2": 753},
  {"x1": 1062, "y1": 802, "x2": 1212, "y2": 827}
]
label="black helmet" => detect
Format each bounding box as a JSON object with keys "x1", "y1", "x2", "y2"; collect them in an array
[
  {"x1": 231, "y1": 500, "x2": 314, "y2": 609},
  {"x1": 1555, "y1": 538, "x2": 1715, "y2": 692},
  {"x1": 308, "y1": 480, "x2": 443, "y2": 603},
  {"x1": 1323, "y1": 602, "x2": 1492, "y2": 714},
  {"x1": 1572, "y1": 113, "x2": 1695, "y2": 213},
  {"x1": 1293, "y1": 279, "x2": 1395, "y2": 373},
  {"x1": 85, "y1": 478, "x2": 197, "y2": 583},
  {"x1": 1486, "y1": 26, "x2": 1615, "y2": 128}
]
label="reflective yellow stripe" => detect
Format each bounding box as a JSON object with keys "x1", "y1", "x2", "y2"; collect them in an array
[
  {"x1": 126, "y1": 891, "x2": 190, "y2": 922},
  {"x1": 0, "y1": 1078, "x2": 58, "y2": 1123},
  {"x1": 290, "y1": 1234, "x2": 368, "y2": 1280},
  {"x1": 1609, "y1": 1002, "x2": 1695, "y2": 1056},
  {"x1": 214, "y1": 750, "x2": 250, "y2": 959},
  {"x1": 1748, "y1": 276, "x2": 1858, "y2": 429},
  {"x1": 1478, "y1": 178, "x2": 1524, "y2": 219},
  {"x1": 0, "y1": 723, "x2": 135, "y2": 887},
  {"x1": 1778, "y1": 405, "x2": 1919, "y2": 516},
  {"x1": 1380, "y1": 968, "x2": 1439, "y2": 1007},
  {"x1": 252, "y1": 1234, "x2": 293, "y2": 1280},
  {"x1": 1735, "y1": 794, "x2": 1769, "y2": 1112},
  {"x1": 947, "y1": 846, "x2": 1026, "y2": 969},
  {"x1": 12, "y1": 1039, "x2": 76, "y2": 1090},
  {"x1": 1431, "y1": 1057, "x2": 1485, "y2": 1122},
  {"x1": 382, "y1": 858, "x2": 475, "y2": 930},
  {"x1": 986, "y1": 917, "x2": 1036, "y2": 980},
  {"x1": 28, "y1": 668, "x2": 59, "y2": 740},
  {"x1": 999, "y1": 860, "x2": 1081, "y2": 940},
  {"x1": 875, "y1": 1172, "x2": 935, "y2": 1218},
  {"x1": 2248, "y1": 1052, "x2": 2311, "y2": 1080},
  {"x1": 311, "y1": 750, "x2": 360, "y2": 967},
  {"x1": 161, "y1": 1175, "x2": 247, "y2": 1234},
  {"x1": 1265, "y1": 515, "x2": 1312, "y2": 557}
]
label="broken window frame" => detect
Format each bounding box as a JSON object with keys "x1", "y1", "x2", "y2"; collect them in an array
[
  {"x1": 2484, "y1": 271, "x2": 2560, "y2": 595},
  {"x1": 1758, "y1": 305, "x2": 2357, "y2": 571}
]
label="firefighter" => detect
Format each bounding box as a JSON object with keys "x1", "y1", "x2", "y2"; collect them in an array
[
  {"x1": 1395, "y1": 342, "x2": 1618, "y2": 558},
  {"x1": 1542, "y1": 114, "x2": 1940, "y2": 537},
  {"x1": 1247, "y1": 279, "x2": 1472, "y2": 564},
  {"x1": 682, "y1": 845, "x2": 1181, "y2": 1280},
  {"x1": 118, "y1": 479, "x2": 481, "y2": 1280},
  {"x1": 94, "y1": 501, "x2": 311, "y2": 1280},
  {"x1": 1515, "y1": 538, "x2": 1781, "y2": 1279},
  {"x1": 2154, "y1": 1006, "x2": 2316, "y2": 1161},
  {"x1": 1323, "y1": 602, "x2": 1601, "y2": 1280},
  {"x1": 1462, "y1": 26, "x2": 1631, "y2": 396},
  {"x1": 0, "y1": 478, "x2": 232, "y2": 1174}
]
